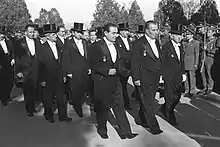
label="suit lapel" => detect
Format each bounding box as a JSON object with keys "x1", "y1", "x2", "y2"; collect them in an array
[
  {"x1": 71, "y1": 38, "x2": 79, "y2": 52},
  {"x1": 82, "y1": 40, "x2": 88, "y2": 59},
  {"x1": 45, "y1": 42, "x2": 58, "y2": 62},
  {"x1": 100, "y1": 39, "x2": 113, "y2": 63},
  {"x1": 169, "y1": 40, "x2": 180, "y2": 63},
  {"x1": 142, "y1": 36, "x2": 158, "y2": 61},
  {"x1": 21, "y1": 38, "x2": 32, "y2": 57},
  {"x1": 0, "y1": 42, "x2": 4, "y2": 54}
]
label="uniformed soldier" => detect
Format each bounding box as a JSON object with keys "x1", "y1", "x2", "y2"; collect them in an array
[
  {"x1": 198, "y1": 26, "x2": 218, "y2": 95},
  {"x1": 182, "y1": 24, "x2": 200, "y2": 97}
]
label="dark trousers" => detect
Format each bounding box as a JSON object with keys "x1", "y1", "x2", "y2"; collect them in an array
[
  {"x1": 42, "y1": 83, "x2": 66, "y2": 119},
  {"x1": 68, "y1": 74, "x2": 89, "y2": 108},
  {"x1": 162, "y1": 81, "x2": 182, "y2": 122},
  {"x1": 119, "y1": 76, "x2": 130, "y2": 107},
  {"x1": 22, "y1": 81, "x2": 38, "y2": 113},
  {"x1": 95, "y1": 78, "x2": 132, "y2": 135},
  {"x1": 137, "y1": 83, "x2": 161, "y2": 131},
  {"x1": 111, "y1": 79, "x2": 132, "y2": 135},
  {"x1": 0, "y1": 73, "x2": 13, "y2": 103}
]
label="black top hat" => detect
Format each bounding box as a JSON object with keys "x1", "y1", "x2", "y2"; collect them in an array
[
  {"x1": 38, "y1": 27, "x2": 45, "y2": 37},
  {"x1": 169, "y1": 23, "x2": 183, "y2": 35},
  {"x1": 0, "y1": 26, "x2": 6, "y2": 34},
  {"x1": 96, "y1": 27, "x2": 104, "y2": 38},
  {"x1": 118, "y1": 23, "x2": 129, "y2": 31},
  {"x1": 43, "y1": 24, "x2": 57, "y2": 34},
  {"x1": 71, "y1": 22, "x2": 84, "y2": 33},
  {"x1": 136, "y1": 25, "x2": 145, "y2": 34},
  {"x1": 33, "y1": 24, "x2": 39, "y2": 30}
]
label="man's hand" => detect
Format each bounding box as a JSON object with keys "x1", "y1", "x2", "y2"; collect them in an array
[
  {"x1": 16, "y1": 72, "x2": 23, "y2": 78},
  {"x1": 159, "y1": 76, "x2": 164, "y2": 83},
  {"x1": 40, "y1": 81, "x2": 46, "y2": 87},
  {"x1": 88, "y1": 69, "x2": 92, "y2": 75},
  {"x1": 11, "y1": 59, "x2": 15, "y2": 66},
  {"x1": 134, "y1": 80, "x2": 141, "y2": 86},
  {"x1": 194, "y1": 65, "x2": 198, "y2": 70},
  {"x1": 67, "y1": 73, "x2": 72, "y2": 78},
  {"x1": 182, "y1": 74, "x2": 187, "y2": 82},
  {"x1": 63, "y1": 77, "x2": 67, "y2": 83},
  {"x1": 108, "y1": 68, "x2": 116, "y2": 75}
]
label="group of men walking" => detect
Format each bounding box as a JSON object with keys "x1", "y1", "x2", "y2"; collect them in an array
[{"x1": 0, "y1": 20, "x2": 220, "y2": 140}]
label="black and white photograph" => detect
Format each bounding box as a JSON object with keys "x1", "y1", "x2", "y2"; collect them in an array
[{"x1": 0, "y1": 0, "x2": 220, "y2": 146}]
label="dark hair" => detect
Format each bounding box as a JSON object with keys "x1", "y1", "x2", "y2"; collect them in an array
[
  {"x1": 145, "y1": 20, "x2": 157, "y2": 30},
  {"x1": 25, "y1": 24, "x2": 35, "y2": 30},
  {"x1": 103, "y1": 23, "x2": 117, "y2": 33},
  {"x1": 57, "y1": 26, "x2": 65, "y2": 31},
  {"x1": 89, "y1": 29, "x2": 96, "y2": 34}
]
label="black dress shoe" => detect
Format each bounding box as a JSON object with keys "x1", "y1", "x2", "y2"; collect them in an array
[
  {"x1": 27, "y1": 112, "x2": 34, "y2": 117},
  {"x1": 33, "y1": 109, "x2": 37, "y2": 113},
  {"x1": 125, "y1": 105, "x2": 132, "y2": 110},
  {"x1": 184, "y1": 93, "x2": 194, "y2": 97},
  {"x1": 98, "y1": 133, "x2": 109, "y2": 139},
  {"x1": 73, "y1": 106, "x2": 83, "y2": 117},
  {"x1": 149, "y1": 129, "x2": 163, "y2": 135},
  {"x1": 59, "y1": 116, "x2": 72, "y2": 122},
  {"x1": 204, "y1": 89, "x2": 212, "y2": 95},
  {"x1": 168, "y1": 120, "x2": 179, "y2": 126},
  {"x1": 119, "y1": 133, "x2": 139, "y2": 139},
  {"x1": 45, "y1": 117, "x2": 55, "y2": 123},
  {"x1": 126, "y1": 133, "x2": 139, "y2": 139}
]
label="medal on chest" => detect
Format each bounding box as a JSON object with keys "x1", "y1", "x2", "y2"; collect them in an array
[
  {"x1": 102, "y1": 56, "x2": 107, "y2": 62},
  {"x1": 143, "y1": 50, "x2": 147, "y2": 57}
]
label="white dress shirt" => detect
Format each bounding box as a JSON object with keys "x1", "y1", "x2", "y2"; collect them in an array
[
  {"x1": 58, "y1": 35, "x2": 65, "y2": 44},
  {"x1": 47, "y1": 40, "x2": 58, "y2": 60},
  {"x1": 0, "y1": 39, "x2": 8, "y2": 54},
  {"x1": 104, "y1": 37, "x2": 117, "y2": 63},
  {"x1": 120, "y1": 35, "x2": 130, "y2": 51},
  {"x1": 171, "y1": 40, "x2": 181, "y2": 60},
  {"x1": 145, "y1": 35, "x2": 159, "y2": 58},
  {"x1": 26, "y1": 36, "x2": 35, "y2": 56},
  {"x1": 73, "y1": 37, "x2": 84, "y2": 56}
]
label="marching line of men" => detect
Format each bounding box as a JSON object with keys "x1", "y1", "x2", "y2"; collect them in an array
[{"x1": 1, "y1": 20, "x2": 220, "y2": 140}]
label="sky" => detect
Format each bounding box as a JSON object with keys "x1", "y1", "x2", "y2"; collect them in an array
[
  {"x1": 25, "y1": 0, "x2": 161, "y2": 27},
  {"x1": 25, "y1": 0, "x2": 220, "y2": 28}
]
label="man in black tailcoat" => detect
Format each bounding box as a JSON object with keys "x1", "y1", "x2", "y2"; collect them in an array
[
  {"x1": 38, "y1": 24, "x2": 72, "y2": 123},
  {"x1": 159, "y1": 23, "x2": 186, "y2": 126},
  {"x1": 115, "y1": 22, "x2": 132, "y2": 110},
  {"x1": 0, "y1": 26, "x2": 15, "y2": 106},
  {"x1": 14, "y1": 24, "x2": 42, "y2": 117},
  {"x1": 89, "y1": 23, "x2": 138, "y2": 139},
  {"x1": 131, "y1": 20, "x2": 163, "y2": 135},
  {"x1": 62, "y1": 22, "x2": 90, "y2": 117}
]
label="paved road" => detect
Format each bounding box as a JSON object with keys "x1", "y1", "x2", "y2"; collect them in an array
[{"x1": 2, "y1": 80, "x2": 219, "y2": 147}]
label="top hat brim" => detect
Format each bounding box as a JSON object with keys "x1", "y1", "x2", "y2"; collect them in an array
[
  {"x1": 136, "y1": 31, "x2": 145, "y2": 33},
  {"x1": 0, "y1": 31, "x2": 5, "y2": 34},
  {"x1": 119, "y1": 28, "x2": 129, "y2": 31},
  {"x1": 169, "y1": 30, "x2": 182, "y2": 35},
  {"x1": 44, "y1": 30, "x2": 57, "y2": 34},
  {"x1": 71, "y1": 29, "x2": 83, "y2": 33}
]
